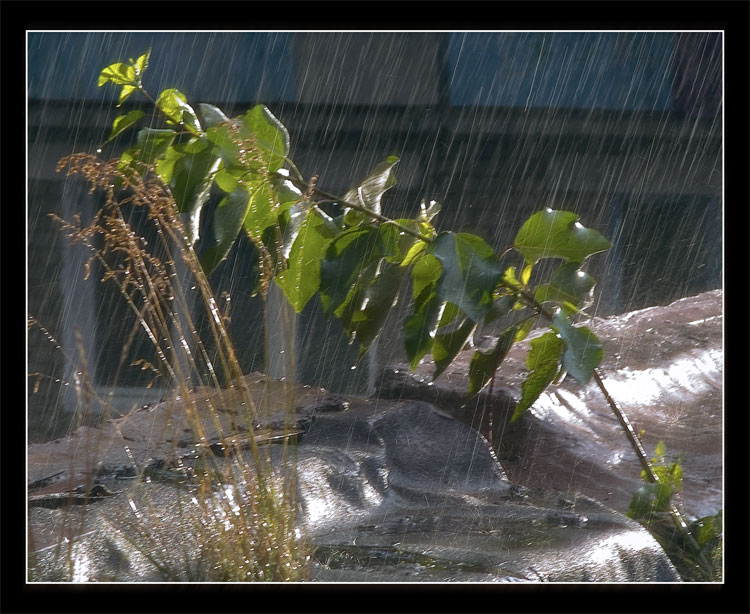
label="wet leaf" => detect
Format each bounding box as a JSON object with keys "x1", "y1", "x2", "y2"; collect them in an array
[
  {"x1": 276, "y1": 208, "x2": 335, "y2": 313},
  {"x1": 319, "y1": 227, "x2": 380, "y2": 314},
  {"x1": 512, "y1": 332, "x2": 564, "y2": 422},
  {"x1": 403, "y1": 286, "x2": 444, "y2": 370},
  {"x1": 132, "y1": 49, "x2": 150, "y2": 76},
  {"x1": 628, "y1": 483, "x2": 674, "y2": 522},
  {"x1": 348, "y1": 261, "x2": 406, "y2": 358},
  {"x1": 200, "y1": 187, "x2": 251, "y2": 274},
  {"x1": 342, "y1": 156, "x2": 399, "y2": 218},
  {"x1": 690, "y1": 512, "x2": 722, "y2": 548},
  {"x1": 401, "y1": 239, "x2": 428, "y2": 268},
  {"x1": 156, "y1": 138, "x2": 219, "y2": 244},
  {"x1": 432, "y1": 317, "x2": 477, "y2": 380},
  {"x1": 242, "y1": 181, "x2": 277, "y2": 242},
  {"x1": 467, "y1": 325, "x2": 518, "y2": 397},
  {"x1": 106, "y1": 110, "x2": 145, "y2": 143},
  {"x1": 97, "y1": 61, "x2": 136, "y2": 87},
  {"x1": 410, "y1": 252, "x2": 442, "y2": 301},
  {"x1": 430, "y1": 232, "x2": 502, "y2": 323},
  {"x1": 377, "y1": 220, "x2": 422, "y2": 264},
  {"x1": 241, "y1": 105, "x2": 290, "y2": 172},
  {"x1": 156, "y1": 88, "x2": 202, "y2": 135},
  {"x1": 535, "y1": 262, "x2": 596, "y2": 311},
  {"x1": 552, "y1": 312, "x2": 603, "y2": 385},
  {"x1": 419, "y1": 199, "x2": 441, "y2": 223},
  {"x1": 514, "y1": 209, "x2": 612, "y2": 265},
  {"x1": 199, "y1": 103, "x2": 231, "y2": 129},
  {"x1": 482, "y1": 293, "x2": 517, "y2": 326},
  {"x1": 120, "y1": 128, "x2": 175, "y2": 169}
]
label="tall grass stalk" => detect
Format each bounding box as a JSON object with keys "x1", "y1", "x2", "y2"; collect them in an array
[{"x1": 42, "y1": 153, "x2": 307, "y2": 581}]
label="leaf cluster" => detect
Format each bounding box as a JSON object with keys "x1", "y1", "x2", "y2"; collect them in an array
[{"x1": 95, "y1": 50, "x2": 615, "y2": 423}]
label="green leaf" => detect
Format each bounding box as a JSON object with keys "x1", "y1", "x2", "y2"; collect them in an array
[
  {"x1": 98, "y1": 62, "x2": 136, "y2": 87},
  {"x1": 551, "y1": 312, "x2": 603, "y2": 386},
  {"x1": 348, "y1": 261, "x2": 406, "y2": 358},
  {"x1": 241, "y1": 105, "x2": 290, "y2": 172},
  {"x1": 116, "y1": 85, "x2": 138, "y2": 107},
  {"x1": 403, "y1": 286, "x2": 444, "y2": 371},
  {"x1": 430, "y1": 232, "x2": 502, "y2": 323},
  {"x1": 105, "y1": 110, "x2": 145, "y2": 143},
  {"x1": 119, "y1": 128, "x2": 175, "y2": 171},
  {"x1": 514, "y1": 209, "x2": 612, "y2": 265},
  {"x1": 200, "y1": 187, "x2": 252, "y2": 274},
  {"x1": 377, "y1": 220, "x2": 422, "y2": 264},
  {"x1": 133, "y1": 49, "x2": 150, "y2": 77},
  {"x1": 401, "y1": 239, "x2": 428, "y2": 268},
  {"x1": 535, "y1": 262, "x2": 597, "y2": 311},
  {"x1": 275, "y1": 208, "x2": 335, "y2": 312},
  {"x1": 319, "y1": 227, "x2": 380, "y2": 314},
  {"x1": 410, "y1": 252, "x2": 442, "y2": 301},
  {"x1": 242, "y1": 181, "x2": 279, "y2": 242},
  {"x1": 156, "y1": 138, "x2": 219, "y2": 244},
  {"x1": 482, "y1": 293, "x2": 517, "y2": 326},
  {"x1": 419, "y1": 199, "x2": 441, "y2": 223},
  {"x1": 467, "y1": 325, "x2": 518, "y2": 397},
  {"x1": 627, "y1": 483, "x2": 674, "y2": 522},
  {"x1": 199, "y1": 103, "x2": 231, "y2": 129},
  {"x1": 156, "y1": 88, "x2": 203, "y2": 135},
  {"x1": 512, "y1": 332, "x2": 564, "y2": 422},
  {"x1": 690, "y1": 512, "x2": 722, "y2": 547},
  {"x1": 433, "y1": 317, "x2": 477, "y2": 380},
  {"x1": 342, "y1": 156, "x2": 399, "y2": 218}
]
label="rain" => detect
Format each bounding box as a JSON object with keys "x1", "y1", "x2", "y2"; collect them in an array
[{"x1": 27, "y1": 31, "x2": 722, "y2": 583}]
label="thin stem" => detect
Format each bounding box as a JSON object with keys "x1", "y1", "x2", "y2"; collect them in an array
[{"x1": 282, "y1": 174, "x2": 435, "y2": 245}]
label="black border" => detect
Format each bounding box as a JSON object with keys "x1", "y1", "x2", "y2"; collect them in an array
[{"x1": 5, "y1": 1, "x2": 749, "y2": 613}]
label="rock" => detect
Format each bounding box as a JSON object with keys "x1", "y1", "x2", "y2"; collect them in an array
[
  {"x1": 379, "y1": 290, "x2": 722, "y2": 520},
  {"x1": 28, "y1": 396, "x2": 680, "y2": 582}
]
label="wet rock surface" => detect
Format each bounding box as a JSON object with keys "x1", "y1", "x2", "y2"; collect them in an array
[
  {"x1": 379, "y1": 289, "x2": 722, "y2": 520},
  {"x1": 29, "y1": 398, "x2": 679, "y2": 582},
  {"x1": 27, "y1": 290, "x2": 721, "y2": 582}
]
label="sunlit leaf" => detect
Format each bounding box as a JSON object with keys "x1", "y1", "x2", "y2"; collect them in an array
[
  {"x1": 242, "y1": 181, "x2": 277, "y2": 242},
  {"x1": 156, "y1": 88, "x2": 203, "y2": 135},
  {"x1": 200, "y1": 187, "x2": 251, "y2": 274},
  {"x1": 241, "y1": 105, "x2": 290, "y2": 172},
  {"x1": 401, "y1": 239, "x2": 428, "y2": 268},
  {"x1": 133, "y1": 49, "x2": 150, "y2": 77},
  {"x1": 410, "y1": 252, "x2": 442, "y2": 301},
  {"x1": 117, "y1": 85, "x2": 138, "y2": 107},
  {"x1": 514, "y1": 209, "x2": 612, "y2": 265},
  {"x1": 120, "y1": 128, "x2": 175, "y2": 170},
  {"x1": 467, "y1": 325, "x2": 518, "y2": 397},
  {"x1": 430, "y1": 232, "x2": 502, "y2": 323},
  {"x1": 105, "y1": 110, "x2": 146, "y2": 143},
  {"x1": 512, "y1": 332, "x2": 564, "y2": 422},
  {"x1": 275, "y1": 208, "x2": 335, "y2": 313},
  {"x1": 551, "y1": 312, "x2": 603, "y2": 386},
  {"x1": 98, "y1": 62, "x2": 136, "y2": 87}
]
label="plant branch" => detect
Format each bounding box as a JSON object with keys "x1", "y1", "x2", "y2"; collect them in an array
[{"x1": 282, "y1": 174, "x2": 435, "y2": 245}]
